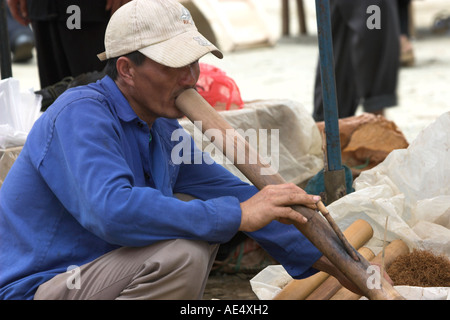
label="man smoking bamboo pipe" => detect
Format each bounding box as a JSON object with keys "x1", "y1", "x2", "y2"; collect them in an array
[{"x1": 0, "y1": 0, "x2": 388, "y2": 300}]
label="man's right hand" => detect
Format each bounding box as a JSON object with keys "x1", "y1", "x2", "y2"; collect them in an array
[{"x1": 239, "y1": 183, "x2": 320, "y2": 232}]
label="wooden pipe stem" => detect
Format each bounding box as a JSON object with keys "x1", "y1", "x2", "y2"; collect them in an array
[
  {"x1": 175, "y1": 88, "x2": 404, "y2": 300},
  {"x1": 274, "y1": 219, "x2": 373, "y2": 300},
  {"x1": 306, "y1": 247, "x2": 375, "y2": 300},
  {"x1": 330, "y1": 239, "x2": 409, "y2": 300}
]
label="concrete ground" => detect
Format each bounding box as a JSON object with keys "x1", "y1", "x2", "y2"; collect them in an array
[{"x1": 7, "y1": 0, "x2": 450, "y2": 300}]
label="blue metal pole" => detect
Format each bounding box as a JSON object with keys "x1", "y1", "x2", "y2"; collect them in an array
[{"x1": 315, "y1": 0, "x2": 342, "y2": 171}]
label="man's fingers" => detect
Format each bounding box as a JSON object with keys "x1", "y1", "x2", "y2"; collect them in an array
[
  {"x1": 262, "y1": 184, "x2": 321, "y2": 217},
  {"x1": 239, "y1": 183, "x2": 321, "y2": 232},
  {"x1": 277, "y1": 207, "x2": 308, "y2": 225}
]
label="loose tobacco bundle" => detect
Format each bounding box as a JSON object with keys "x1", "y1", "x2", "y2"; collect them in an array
[{"x1": 387, "y1": 249, "x2": 450, "y2": 287}]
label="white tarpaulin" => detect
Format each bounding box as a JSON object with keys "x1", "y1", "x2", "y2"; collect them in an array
[
  {"x1": 251, "y1": 111, "x2": 450, "y2": 300},
  {"x1": 0, "y1": 78, "x2": 41, "y2": 150},
  {"x1": 329, "y1": 111, "x2": 450, "y2": 257}
]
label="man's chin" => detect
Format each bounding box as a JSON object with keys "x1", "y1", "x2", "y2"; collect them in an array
[{"x1": 165, "y1": 109, "x2": 185, "y2": 120}]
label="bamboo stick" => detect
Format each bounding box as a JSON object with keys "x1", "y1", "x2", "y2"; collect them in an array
[
  {"x1": 330, "y1": 239, "x2": 409, "y2": 300},
  {"x1": 306, "y1": 247, "x2": 375, "y2": 300},
  {"x1": 274, "y1": 219, "x2": 373, "y2": 300}
]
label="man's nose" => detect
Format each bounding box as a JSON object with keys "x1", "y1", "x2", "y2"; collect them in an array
[{"x1": 179, "y1": 62, "x2": 200, "y2": 87}]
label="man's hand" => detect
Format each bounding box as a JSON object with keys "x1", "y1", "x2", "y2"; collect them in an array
[
  {"x1": 7, "y1": 0, "x2": 29, "y2": 25},
  {"x1": 239, "y1": 183, "x2": 320, "y2": 232}
]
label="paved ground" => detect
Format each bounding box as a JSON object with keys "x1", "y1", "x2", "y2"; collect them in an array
[
  {"x1": 203, "y1": 272, "x2": 257, "y2": 300},
  {"x1": 7, "y1": 0, "x2": 450, "y2": 300}
]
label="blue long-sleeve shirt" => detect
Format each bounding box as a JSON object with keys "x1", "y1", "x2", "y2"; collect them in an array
[{"x1": 0, "y1": 76, "x2": 322, "y2": 299}]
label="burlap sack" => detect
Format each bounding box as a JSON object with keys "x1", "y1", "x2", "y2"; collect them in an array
[{"x1": 317, "y1": 113, "x2": 409, "y2": 176}]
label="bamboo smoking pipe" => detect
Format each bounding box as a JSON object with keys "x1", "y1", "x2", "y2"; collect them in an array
[
  {"x1": 330, "y1": 239, "x2": 409, "y2": 300},
  {"x1": 274, "y1": 219, "x2": 373, "y2": 300},
  {"x1": 306, "y1": 247, "x2": 376, "y2": 300},
  {"x1": 175, "y1": 88, "x2": 404, "y2": 300}
]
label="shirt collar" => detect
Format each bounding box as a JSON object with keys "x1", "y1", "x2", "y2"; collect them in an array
[{"x1": 100, "y1": 75, "x2": 139, "y2": 123}]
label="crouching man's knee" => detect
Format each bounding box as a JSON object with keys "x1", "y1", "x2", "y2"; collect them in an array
[{"x1": 118, "y1": 239, "x2": 219, "y2": 300}]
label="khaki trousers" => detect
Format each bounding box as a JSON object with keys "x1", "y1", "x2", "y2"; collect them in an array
[{"x1": 34, "y1": 239, "x2": 219, "y2": 300}]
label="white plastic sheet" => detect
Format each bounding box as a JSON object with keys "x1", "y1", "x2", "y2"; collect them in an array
[
  {"x1": 329, "y1": 111, "x2": 450, "y2": 257},
  {"x1": 249, "y1": 265, "x2": 292, "y2": 300},
  {"x1": 0, "y1": 78, "x2": 42, "y2": 149},
  {"x1": 250, "y1": 267, "x2": 450, "y2": 300},
  {"x1": 359, "y1": 286, "x2": 450, "y2": 300},
  {"x1": 393, "y1": 286, "x2": 450, "y2": 300}
]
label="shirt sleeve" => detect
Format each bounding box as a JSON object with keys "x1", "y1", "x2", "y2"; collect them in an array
[
  {"x1": 173, "y1": 132, "x2": 322, "y2": 279},
  {"x1": 33, "y1": 98, "x2": 242, "y2": 247}
]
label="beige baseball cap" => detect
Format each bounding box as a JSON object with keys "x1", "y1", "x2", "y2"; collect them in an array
[{"x1": 97, "y1": 0, "x2": 223, "y2": 68}]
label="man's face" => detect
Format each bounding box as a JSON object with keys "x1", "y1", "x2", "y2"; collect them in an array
[{"x1": 124, "y1": 57, "x2": 200, "y2": 124}]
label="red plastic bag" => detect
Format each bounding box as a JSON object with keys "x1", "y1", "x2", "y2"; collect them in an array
[{"x1": 196, "y1": 63, "x2": 244, "y2": 111}]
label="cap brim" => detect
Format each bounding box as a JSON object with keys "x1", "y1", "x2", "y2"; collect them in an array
[
  {"x1": 97, "y1": 52, "x2": 107, "y2": 61},
  {"x1": 138, "y1": 30, "x2": 223, "y2": 68}
]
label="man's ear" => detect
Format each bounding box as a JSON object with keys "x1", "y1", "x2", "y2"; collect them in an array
[{"x1": 116, "y1": 57, "x2": 135, "y2": 85}]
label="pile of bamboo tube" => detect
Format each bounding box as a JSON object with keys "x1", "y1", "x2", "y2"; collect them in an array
[{"x1": 273, "y1": 219, "x2": 410, "y2": 300}]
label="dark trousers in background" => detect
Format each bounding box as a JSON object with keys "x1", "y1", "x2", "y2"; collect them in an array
[
  {"x1": 31, "y1": 19, "x2": 107, "y2": 88},
  {"x1": 313, "y1": 0, "x2": 400, "y2": 121},
  {"x1": 26, "y1": 0, "x2": 110, "y2": 88}
]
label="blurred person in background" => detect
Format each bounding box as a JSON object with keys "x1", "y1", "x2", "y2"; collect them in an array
[
  {"x1": 4, "y1": 0, "x2": 34, "y2": 63},
  {"x1": 7, "y1": 0, "x2": 130, "y2": 109},
  {"x1": 313, "y1": 0, "x2": 400, "y2": 121}
]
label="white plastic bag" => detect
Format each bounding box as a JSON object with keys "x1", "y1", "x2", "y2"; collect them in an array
[
  {"x1": 249, "y1": 265, "x2": 292, "y2": 300},
  {"x1": 360, "y1": 286, "x2": 450, "y2": 300},
  {"x1": 394, "y1": 286, "x2": 450, "y2": 300},
  {"x1": 250, "y1": 112, "x2": 450, "y2": 300},
  {"x1": 0, "y1": 78, "x2": 42, "y2": 149},
  {"x1": 328, "y1": 111, "x2": 450, "y2": 257}
]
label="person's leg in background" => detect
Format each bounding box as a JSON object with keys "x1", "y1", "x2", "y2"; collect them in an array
[
  {"x1": 313, "y1": 0, "x2": 362, "y2": 122},
  {"x1": 30, "y1": 19, "x2": 107, "y2": 89},
  {"x1": 398, "y1": 0, "x2": 415, "y2": 66},
  {"x1": 313, "y1": 0, "x2": 400, "y2": 120},
  {"x1": 354, "y1": 0, "x2": 400, "y2": 116},
  {"x1": 29, "y1": 1, "x2": 109, "y2": 110}
]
